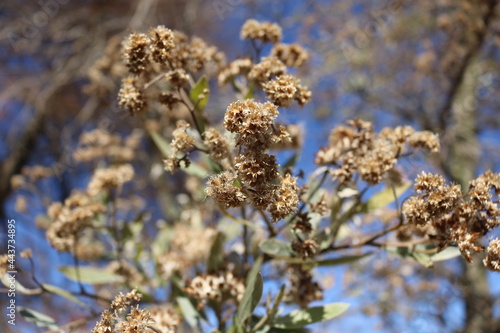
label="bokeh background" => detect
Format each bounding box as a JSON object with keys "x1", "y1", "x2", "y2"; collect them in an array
[{"x1": 1, "y1": 0, "x2": 500, "y2": 332}]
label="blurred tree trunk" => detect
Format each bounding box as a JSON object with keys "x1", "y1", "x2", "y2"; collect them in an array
[{"x1": 438, "y1": 2, "x2": 497, "y2": 332}]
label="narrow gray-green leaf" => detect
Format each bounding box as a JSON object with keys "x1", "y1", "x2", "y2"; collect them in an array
[
  {"x1": 431, "y1": 246, "x2": 461, "y2": 262},
  {"x1": 207, "y1": 232, "x2": 225, "y2": 273},
  {"x1": 273, "y1": 303, "x2": 349, "y2": 329},
  {"x1": 149, "y1": 130, "x2": 171, "y2": 156},
  {"x1": 303, "y1": 253, "x2": 372, "y2": 269},
  {"x1": 260, "y1": 238, "x2": 293, "y2": 258},
  {"x1": 59, "y1": 266, "x2": 124, "y2": 284},
  {"x1": 237, "y1": 256, "x2": 264, "y2": 324},
  {"x1": 177, "y1": 296, "x2": 201, "y2": 328},
  {"x1": 42, "y1": 284, "x2": 87, "y2": 308},
  {"x1": 18, "y1": 306, "x2": 59, "y2": 330},
  {"x1": 362, "y1": 182, "x2": 411, "y2": 212}
]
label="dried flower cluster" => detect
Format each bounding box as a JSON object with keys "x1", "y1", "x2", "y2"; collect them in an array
[
  {"x1": 286, "y1": 264, "x2": 323, "y2": 308},
  {"x1": 163, "y1": 120, "x2": 196, "y2": 173},
  {"x1": 263, "y1": 74, "x2": 311, "y2": 107},
  {"x1": 271, "y1": 43, "x2": 309, "y2": 67},
  {"x1": 203, "y1": 128, "x2": 230, "y2": 161},
  {"x1": 205, "y1": 98, "x2": 300, "y2": 222},
  {"x1": 87, "y1": 164, "x2": 134, "y2": 196},
  {"x1": 91, "y1": 289, "x2": 178, "y2": 333},
  {"x1": 316, "y1": 119, "x2": 440, "y2": 184},
  {"x1": 185, "y1": 271, "x2": 245, "y2": 309},
  {"x1": 118, "y1": 26, "x2": 225, "y2": 115},
  {"x1": 218, "y1": 58, "x2": 253, "y2": 86},
  {"x1": 46, "y1": 191, "x2": 105, "y2": 252},
  {"x1": 403, "y1": 171, "x2": 500, "y2": 264},
  {"x1": 484, "y1": 238, "x2": 500, "y2": 272},
  {"x1": 240, "y1": 19, "x2": 282, "y2": 44},
  {"x1": 156, "y1": 225, "x2": 217, "y2": 279},
  {"x1": 74, "y1": 129, "x2": 142, "y2": 163}
]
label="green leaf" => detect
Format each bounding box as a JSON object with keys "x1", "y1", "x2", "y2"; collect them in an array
[
  {"x1": 431, "y1": 246, "x2": 461, "y2": 262},
  {"x1": 149, "y1": 130, "x2": 171, "y2": 156},
  {"x1": 18, "y1": 306, "x2": 59, "y2": 330},
  {"x1": 245, "y1": 81, "x2": 255, "y2": 100},
  {"x1": 362, "y1": 182, "x2": 411, "y2": 212},
  {"x1": 184, "y1": 162, "x2": 208, "y2": 178},
  {"x1": 282, "y1": 153, "x2": 298, "y2": 170},
  {"x1": 273, "y1": 303, "x2": 350, "y2": 329},
  {"x1": 42, "y1": 284, "x2": 87, "y2": 308},
  {"x1": 1, "y1": 274, "x2": 41, "y2": 295},
  {"x1": 260, "y1": 238, "x2": 293, "y2": 258},
  {"x1": 190, "y1": 76, "x2": 209, "y2": 134},
  {"x1": 303, "y1": 253, "x2": 372, "y2": 269},
  {"x1": 411, "y1": 251, "x2": 433, "y2": 268},
  {"x1": 237, "y1": 256, "x2": 264, "y2": 325},
  {"x1": 190, "y1": 76, "x2": 210, "y2": 109},
  {"x1": 59, "y1": 266, "x2": 124, "y2": 284},
  {"x1": 207, "y1": 232, "x2": 225, "y2": 273},
  {"x1": 177, "y1": 296, "x2": 201, "y2": 328}
]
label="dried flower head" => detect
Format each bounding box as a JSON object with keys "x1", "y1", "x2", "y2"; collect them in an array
[
  {"x1": 271, "y1": 43, "x2": 309, "y2": 67},
  {"x1": 46, "y1": 191, "x2": 105, "y2": 252},
  {"x1": 224, "y1": 99, "x2": 279, "y2": 149},
  {"x1": 74, "y1": 129, "x2": 141, "y2": 163},
  {"x1": 165, "y1": 68, "x2": 189, "y2": 88},
  {"x1": 316, "y1": 119, "x2": 440, "y2": 184},
  {"x1": 248, "y1": 56, "x2": 286, "y2": 83},
  {"x1": 206, "y1": 171, "x2": 247, "y2": 208},
  {"x1": 268, "y1": 174, "x2": 300, "y2": 222},
  {"x1": 148, "y1": 25, "x2": 175, "y2": 64},
  {"x1": 185, "y1": 271, "x2": 245, "y2": 309},
  {"x1": 218, "y1": 58, "x2": 253, "y2": 85},
  {"x1": 235, "y1": 151, "x2": 280, "y2": 188},
  {"x1": 286, "y1": 264, "x2": 323, "y2": 308},
  {"x1": 122, "y1": 32, "x2": 150, "y2": 74},
  {"x1": 240, "y1": 19, "x2": 282, "y2": 44},
  {"x1": 149, "y1": 306, "x2": 181, "y2": 333},
  {"x1": 92, "y1": 289, "x2": 153, "y2": 333},
  {"x1": 403, "y1": 171, "x2": 500, "y2": 262},
  {"x1": 87, "y1": 164, "x2": 134, "y2": 196},
  {"x1": 292, "y1": 239, "x2": 318, "y2": 259},
  {"x1": 203, "y1": 128, "x2": 230, "y2": 161},
  {"x1": 483, "y1": 239, "x2": 500, "y2": 272},
  {"x1": 118, "y1": 77, "x2": 147, "y2": 115},
  {"x1": 170, "y1": 120, "x2": 195, "y2": 155}
]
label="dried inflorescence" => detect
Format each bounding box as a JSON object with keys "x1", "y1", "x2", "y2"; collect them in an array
[
  {"x1": 46, "y1": 191, "x2": 105, "y2": 252},
  {"x1": 185, "y1": 271, "x2": 245, "y2": 309},
  {"x1": 248, "y1": 56, "x2": 287, "y2": 83},
  {"x1": 286, "y1": 264, "x2": 323, "y2": 308},
  {"x1": 292, "y1": 239, "x2": 318, "y2": 260},
  {"x1": 87, "y1": 164, "x2": 135, "y2": 196},
  {"x1": 122, "y1": 32, "x2": 150, "y2": 75},
  {"x1": 240, "y1": 19, "x2": 282, "y2": 44},
  {"x1": 268, "y1": 174, "x2": 300, "y2": 222},
  {"x1": 91, "y1": 289, "x2": 173, "y2": 333},
  {"x1": 74, "y1": 129, "x2": 142, "y2": 163},
  {"x1": 316, "y1": 119, "x2": 440, "y2": 184},
  {"x1": 224, "y1": 99, "x2": 279, "y2": 150},
  {"x1": 263, "y1": 74, "x2": 312, "y2": 107},
  {"x1": 203, "y1": 128, "x2": 229, "y2": 161},
  {"x1": 218, "y1": 58, "x2": 253, "y2": 86},
  {"x1": 271, "y1": 43, "x2": 309, "y2": 67},
  {"x1": 483, "y1": 239, "x2": 500, "y2": 272},
  {"x1": 403, "y1": 171, "x2": 500, "y2": 264},
  {"x1": 163, "y1": 120, "x2": 196, "y2": 173},
  {"x1": 205, "y1": 171, "x2": 247, "y2": 208},
  {"x1": 148, "y1": 25, "x2": 175, "y2": 64},
  {"x1": 149, "y1": 306, "x2": 181, "y2": 333},
  {"x1": 118, "y1": 77, "x2": 147, "y2": 115}
]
